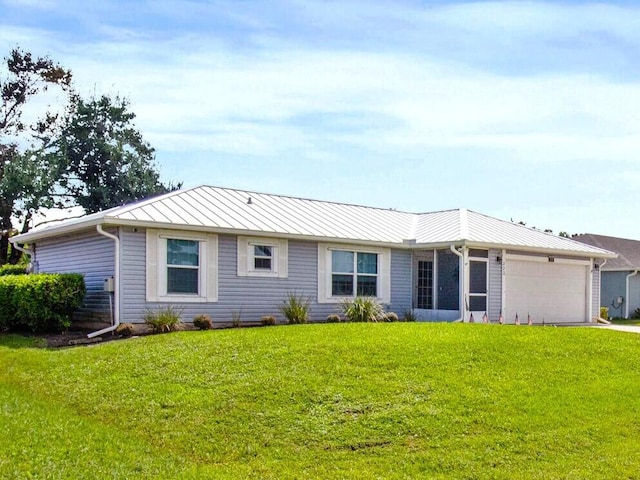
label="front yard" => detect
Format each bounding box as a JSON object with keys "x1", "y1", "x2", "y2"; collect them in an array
[{"x1": 1, "y1": 323, "x2": 639, "y2": 479}]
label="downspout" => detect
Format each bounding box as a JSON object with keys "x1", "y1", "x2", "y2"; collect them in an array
[
  {"x1": 11, "y1": 243, "x2": 33, "y2": 270},
  {"x1": 450, "y1": 244, "x2": 465, "y2": 322},
  {"x1": 625, "y1": 269, "x2": 639, "y2": 319},
  {"x1": 88, "y1": 225, "x2": 120, "y2": 338},
  {"x1": 595, "y1": 259, "x2": 610, "y2": 324}
]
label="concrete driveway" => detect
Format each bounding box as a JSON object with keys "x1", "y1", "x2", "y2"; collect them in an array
[{"x1": 595, "y1": 324, "x2": 640, "y2": 334}]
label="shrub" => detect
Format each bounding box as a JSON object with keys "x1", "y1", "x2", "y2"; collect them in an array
[
  {"x1": 339, "y1": 297, "x2": 385, "y2": 323},
  {"x1": 0, "y1": 264, "x2": 28, "y2": 276},
  {"x1": 115, "y1": 323, "x2": 135, "y2": 337},
  {"x1": 193, "y1": 314, "x2": 213, "y2": 330},
  {"x1": 632, "y1": 308, "x2": 640, "y2": 320},
  {"x1": 261, "y1": 315, "x2": 277, "y2": 326},
  {"x1": 144, "y1": 305, "x2": 183, "y2": 333},
  {"x1": 0, "y1": 273, "x2": 85, "y2": 333},
  {"x1": 403, "y1": 309, "x2": 418, "y2": 322},
  {"x1": 279, "y1": 292, "x2": 311, "y2": 324},
  {"x1": 384, "y1": 312, "x2": 399, "y2": 322},
  {"x1": 326, "y1": 314, "x2": 341, "y2": 323},
  {"x1": 600, "y1": 306, "x2": 609, "y2": 320}
]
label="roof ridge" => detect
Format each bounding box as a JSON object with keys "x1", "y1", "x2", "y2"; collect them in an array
[{"x1": 459, "y1": 208, "x2": 469, "y2": 240}]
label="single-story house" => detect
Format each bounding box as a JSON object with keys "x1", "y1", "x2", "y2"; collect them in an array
[
  {"x1": 10, "y1": 186, "x2": 615, "y2": 335},
  {"x1": 573, "y1": 233, "x2": 640, "y2": 319}
]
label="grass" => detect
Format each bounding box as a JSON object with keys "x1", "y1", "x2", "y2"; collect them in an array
[
  {"x1": 610, "y1": 317, "x2": 640, "y2": 326},
  {"x1": 1, "y1": 324, "x2": 640, "y2": 479}
]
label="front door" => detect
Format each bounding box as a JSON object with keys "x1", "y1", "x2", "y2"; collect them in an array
[{"x1": 416, "y1": 258, "x2": 434, "y2": 310}]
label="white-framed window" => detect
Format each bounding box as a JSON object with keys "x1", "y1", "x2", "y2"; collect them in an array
[
  {"x1": 146, "y1": 229, "x2": 218, "y2": 303},
  {"x1": 237, "y1": 236, "x2": 288, "y2": 278},
  {"x1": 318, "y1": 243, "x2": 391, "y2": 303}
]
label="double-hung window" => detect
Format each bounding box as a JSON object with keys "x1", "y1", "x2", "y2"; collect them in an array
[
  {"x1": 167, "y1": 239, "x2": 200, "y2": 294},
  {"x1": 237, "y1": 236, "x2": 288, "y2": 278},
  {"x1": 146, "y1": 229, "x2": 218, "y2": 303},
  {"x1": 253, "y1": 245, "x2": 273, "y2": 271},
  {"x1": 318, "y1": 243, "x2": 390, "y2": 303}
]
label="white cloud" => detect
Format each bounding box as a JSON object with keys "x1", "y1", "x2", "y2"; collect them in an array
[{"x1": 3, "y1": 0, "x2": 640, "y2": 238}]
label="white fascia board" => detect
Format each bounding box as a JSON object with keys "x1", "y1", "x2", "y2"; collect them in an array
[
  {"x1": 10, "y1": 217, "x2": 105, "y2": 244},
  {"x1": 600, "y1": 267, "x2": 639, "y2": 272},
  {"x1": 463, "y1": 241, "x2": 617, "y2": 259}
]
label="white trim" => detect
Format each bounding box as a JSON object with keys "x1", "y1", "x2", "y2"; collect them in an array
[
  {"x1": 318, "y1": 243, "x2": 391, "y2": 304},
  {"x1": 146, "y1": 229, "x2": 218, "y2": 303},
  {"x1": 504, "y1": 253, "x2": 591, "y2": 266},
  {"x1": 237, "y1": 236, "x2": 288, "y2": 278},
  {"x1": 468, "y1": 256, "x2": 489, "y2": 315},
  {"x1": 501, "y1": 248, "x2": 507, "y2": 318}
]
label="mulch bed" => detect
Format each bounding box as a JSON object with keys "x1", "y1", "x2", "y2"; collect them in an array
[{"x1": 8, "y1": 331, "x2": 133, "y2": 348}]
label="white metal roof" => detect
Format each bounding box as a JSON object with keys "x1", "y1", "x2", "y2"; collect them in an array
[{"x1": 12, "y1": 185, "x2": 615, "y2": 258}]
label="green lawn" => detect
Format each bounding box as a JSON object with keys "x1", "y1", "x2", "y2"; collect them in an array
[
  {"x1": 1, "y1": 324, "x2": 640, "y2": 479},
  {"x1": 610, "y1": 318, "x2": 640, "y2": 326}
]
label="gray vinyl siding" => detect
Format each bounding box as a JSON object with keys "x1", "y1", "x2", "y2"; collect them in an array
[
  {"x1": 629, "y1": 275, "x2": 640, "y2": 319},
  {"x1": 488, "y1": 249, "x2": 502, "y2": 321},
  {"x1": 120, "y1": 228, "x2": 147, "y2": 323},
  {"x1": 34, "y1": 229, "x2": 115, "y2": 321},
  {"x1": 601, "y1": 271, "x2": 630, "y2": 318},
  {"x1": 389, "y1": 250, "x2": 412, "y2": 315},
  {"x1": 119, "y1": 228, "x2": 413, "y2": 324}
]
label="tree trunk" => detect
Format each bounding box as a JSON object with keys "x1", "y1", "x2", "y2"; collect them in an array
[{"x1": 0, "y1": 198, "x2": 14, "y2": 265}]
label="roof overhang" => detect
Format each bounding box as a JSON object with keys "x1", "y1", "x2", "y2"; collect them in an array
[{"x1": 11, "y1": 220, "x2": 616, "y2": 261}]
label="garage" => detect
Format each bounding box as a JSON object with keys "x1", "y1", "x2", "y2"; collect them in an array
[{"x1": 503, "y1": 254, "x2": 591, "y2": 324}]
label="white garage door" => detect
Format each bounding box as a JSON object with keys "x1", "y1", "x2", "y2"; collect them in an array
[{"x1": 504, "y1": 255, "x2": 590, "y2": 324}]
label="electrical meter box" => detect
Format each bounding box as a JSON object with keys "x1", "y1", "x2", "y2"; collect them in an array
[{"x1": 104, "y1": 276, "x2": 115, "y2": 292}]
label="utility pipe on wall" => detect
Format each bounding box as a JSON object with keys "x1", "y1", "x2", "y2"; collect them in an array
[
  {"x1": 88, "y1": 225, "x2": 120, "y2": 338},
  {"x1": 10, "y1": 242, "x2": 32, "y2": 268},
  {"x1": 625, "y1": 269, "x2": 639, "y2": 319}
]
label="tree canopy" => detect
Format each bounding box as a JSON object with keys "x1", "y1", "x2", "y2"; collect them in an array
[
  {"x1": 1, "y1": 48, "x2": 72, "y2": 264},
  {"x1": 57, "y1": 94, "x2": 180, "y2": 214},
  {"x1": 0, "y1": 48, "x2": 180, "y2": 265}
]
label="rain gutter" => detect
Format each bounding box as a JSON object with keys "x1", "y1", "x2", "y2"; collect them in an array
[{"x1": 87, "y1": 225, "x2": 120, "y2": 338}]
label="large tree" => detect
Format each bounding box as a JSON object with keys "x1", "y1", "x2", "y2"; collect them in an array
[
  {"x1": 0, "y1": 48, "x2": 72, "y2": 264},
  {"x1": 56, "y1": 94, "x2": 180, "y2": 214}
]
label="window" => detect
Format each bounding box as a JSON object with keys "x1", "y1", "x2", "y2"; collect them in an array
[
  {"x1": 167, "y1": 239, "x2": 199, "y2": 294},
  {"x1": 253, "y1": 245, "x2": 272, "y2": 270},
  {"x1": 331, "y1": 250, "x2": 378, "y2": 296},
  {"x1": 146, "y1": 229, "x2": 218, "y2": 303},
  {"x1": 237, "y1": 236, "x2": 288, "y2": 277},
  {"x1": 318, "y1": 243, "x2": 390, "y2": 303}
]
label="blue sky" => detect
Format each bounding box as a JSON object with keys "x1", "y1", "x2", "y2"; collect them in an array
[{"x1": 2, "y1": 0, "x2": 640, "y2": 238}]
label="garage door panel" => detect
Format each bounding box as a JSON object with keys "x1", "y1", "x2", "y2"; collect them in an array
[{"x1": 504, "y1": 258, "x2": 589, "y2": 324}]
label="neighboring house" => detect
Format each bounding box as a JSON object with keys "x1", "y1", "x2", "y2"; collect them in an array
[
  {"x1": 573, "y1": 234, "x2": 640, "y2": 319},
  {"x1": 10, "y1": 186, "x2": 615, "y2": 335}
]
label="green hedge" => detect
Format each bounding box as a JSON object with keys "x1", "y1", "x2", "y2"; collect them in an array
[
  {"x1": 0, "y1": 274, "x2": 86, "y2": 333},
  {"x1": 0, "y1": 264, "x2": 28, "y2": 276}
]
